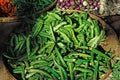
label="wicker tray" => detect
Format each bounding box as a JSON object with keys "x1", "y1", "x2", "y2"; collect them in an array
[{"x1": 2, "y1": 10, "x2": 120, "y2": 80}]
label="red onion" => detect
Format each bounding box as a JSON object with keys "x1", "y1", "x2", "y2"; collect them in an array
[
  {"x1": 89, "y1": 1, "x2": 93, "y2": 5},
  {"x1": 80, "y1": 0, "x2": 84, "y2": 3},
  {"x1": 69, "y1": 0, "x2": 75, "y2": 6},
  {"x1": 61, "y1": 7, "x2": 66, "y2": 10},
  {"x1": 62, "y1": 1, "x2": 66, "y2": 7},
  {"x1": 65, "y1": 1, "x2": 71, "y2": 6},
  {"x1": 56, "y1": 0, "x2": 100, "y2": 11},
  {"x1": 90, "y1": 5, "x2": 95, "y2": 9},
  {"x1": 60, "y1": 0, "x2": 63, "y2": 2},
  {"x1": 57, "y1": 0, "x2": 61, "y2": 5},
  {"x1": 75, "y1": 5, "x2": 80, "y2": 10}
]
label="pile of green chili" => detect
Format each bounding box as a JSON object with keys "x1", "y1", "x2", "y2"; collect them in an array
[
  {"x1": 12, "y1": 0, "x2": 55, "y2": 16},
  {"x1": 3, "y1": 11, "x2": 113, "y2": 80}
]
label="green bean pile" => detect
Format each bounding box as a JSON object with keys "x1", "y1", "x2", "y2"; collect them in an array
[
  {"x1": 12, "y1": 0, "x2": 55, "y2": 16},
  {"x1": 3, "y1": 11, "x2": 113, "y2": 80}
]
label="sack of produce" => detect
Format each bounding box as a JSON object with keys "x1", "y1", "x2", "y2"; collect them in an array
[{"x1": 2, "y1": 10, "x2": 120, "y2": 80}]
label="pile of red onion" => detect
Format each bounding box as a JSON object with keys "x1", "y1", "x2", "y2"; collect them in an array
[{"x1": 56, "y1": 0, "x2": 100, "y2": 11}]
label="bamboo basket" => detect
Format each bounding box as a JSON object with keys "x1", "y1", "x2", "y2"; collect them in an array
[{"x1": 1, "y1": 10, "x2": 120, "y2": 80}]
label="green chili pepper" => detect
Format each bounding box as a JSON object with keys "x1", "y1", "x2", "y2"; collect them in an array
[
  {"x1": 30, "y1": 45, "x2": 39, "y2": 56},
  {"x1": 47, "y1": 12, "x2": 61, "y2": 20},
  {"x1": 93, "y1": 61, "x2": 99, "y2": 80},
  {"x1": 68, "y1": 52, "x2": 91, "y2": 59},
  {"x1": 28, "y1": 69, "x2": 53, "y2": 79},
  {"x1": 53, "y1": 22, "x2": 67, "y2": 31},
  {"x1": 74, "y1": 67, "x2": 93, "y2": 73},
  {"x1": 50, "y1": 25, "x2": 56, "y2": 41},
  {"x1": 26, "y1": 72, "x2": 36, "y2": 79},
  {"x1": 68, "y1": 62, "x2": 74, "y2": 80},
  {"x1": 32, "y1": 19, "x2": 43, "y2": 38},
  {"x1": 65, "y1": 16, "x2": 72, "y2": 25},
  {"x1": 58, "y1": 30, "x2": 71, "y2": 43},
  {"x1": 46, "y1": 66, "x2": 60, "y2": 79},
  {"x1": 75, "y1": 59, "x2": 89, "y2": 65},
  {"x1": 74, "y1": 23, "x2": 85, "y2": 33},
  {"x1": 54, "y1": 60, "x2": 68, "y2": 80},
  {"x1": 26, "y1": 35, "x2": 31, "y2": 57},
  {"x1": 69, "y1": 29, "x2": 79, "y2": 45},
  {"x1": 38, "y1": 41, "x2": 52, "y2": 54},
  {"x1": 91, "y1": 48, "x2": 111, "y2": 59},
  {"x1": 93, "y1": 20, "x2": 100, "y2": 36},
  {"x1": 46, "y1": 42, "x2": 55, "y2": 54},
  {"x1": 55, "y1": 47, "x2": 67, "y2": 67},
  {"x1": 57, "y1": 42, "x2": 66, "y2": 53},
  {"x1": 13, "y1": 66, "x2": 25, "y2": 80},
  {"x1": 64, "y1": 57, "x2": 76, "y2": 62}
]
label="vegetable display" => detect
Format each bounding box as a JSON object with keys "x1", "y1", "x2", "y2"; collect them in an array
[
  {"x1": 56, "y1": 0, "x2": 100, "y2": 11},
  {"x1": 12, "y1": 0, "x2": 55, "y2": 16},
  {"x1": 3, "y1": 11, "x2": 113, "y2": 80}
]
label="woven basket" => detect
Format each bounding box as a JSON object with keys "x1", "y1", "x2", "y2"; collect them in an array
[
  {"x1": 2, "y1": 10, "x2": 120, "y2": 80},
  {"x1": 64, "y1": 10, "x2": 120, "y2": 80},
  {"x1": 0, "y1": 1, "x2": 58, "y2": 79}
]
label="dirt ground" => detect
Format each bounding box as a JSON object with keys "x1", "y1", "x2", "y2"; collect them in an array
[{"x1": 0, "y1": 15, "x2": 120, "y2": 80}]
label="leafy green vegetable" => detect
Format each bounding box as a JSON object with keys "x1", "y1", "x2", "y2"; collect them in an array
[{"x1": 3, "y1": 11, "x2": 114, "y2": 80}]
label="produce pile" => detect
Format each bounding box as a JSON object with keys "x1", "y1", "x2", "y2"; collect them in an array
[
  {"x1": 12, "y1": 0, "x2": 55, "y2": 16},
  {"x1": 0, "y1": 0, "x2": 55, "y2": 17},
  {"x1": 56, "y1": 0, "x2": 100, "y2": 11},
  {"x1": 3, "y1": 11, "x2": 114, "y2": 80},
  {"x1": 0, "y1": 0, "x2": 16, "y2": 17},
  {"x1": 56, "y1": 0, "x2": 120, "y2": 16}
]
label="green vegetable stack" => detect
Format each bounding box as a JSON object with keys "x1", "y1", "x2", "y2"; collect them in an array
[{"x1": 3, "y1": 11, "x2": 113, "y2": 80}]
